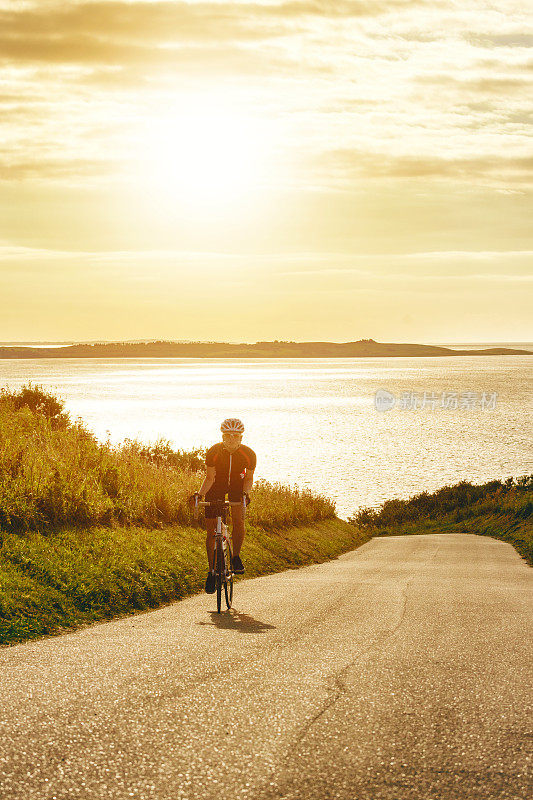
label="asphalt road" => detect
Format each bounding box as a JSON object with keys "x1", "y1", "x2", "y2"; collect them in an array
[{"x1": 1, "y1": 533, "x2": 531, "y2": 800}]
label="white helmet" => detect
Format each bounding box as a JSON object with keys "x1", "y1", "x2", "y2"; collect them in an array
[{"x1": 221, "y1": 418, "x2": 245, "y2": 434}]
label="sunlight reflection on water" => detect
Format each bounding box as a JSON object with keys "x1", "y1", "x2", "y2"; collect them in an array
[{"x1": 1, "y1": 357, "x2": 531, "y2": 519}]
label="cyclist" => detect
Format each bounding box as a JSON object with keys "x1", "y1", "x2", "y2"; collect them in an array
[{"x1": 190, "y1": 418, "x2": 256, "y2": 594}]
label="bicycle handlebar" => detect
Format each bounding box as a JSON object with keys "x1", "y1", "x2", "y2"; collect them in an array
[
  {"x1": 198, "y1": 500, "x2": 243, "y2": 507},
  {"x1": 192, "y1": 496, "x2": 246, "y2": 520}
]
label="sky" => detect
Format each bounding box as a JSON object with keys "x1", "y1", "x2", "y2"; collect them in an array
[{"x1": 0, "y1": 0, "x2": 532, "y2": 343}]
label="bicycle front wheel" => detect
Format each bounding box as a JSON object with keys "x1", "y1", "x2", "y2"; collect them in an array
[
  {"x1": 224, "y1": 576, "x2": 233, "y2": 608},
  {"x1": 224, "y1": 539, "x2": 233, "y2": 609},
  {"x1": 215, "y1": 542, "x2": 224, "y2": 613}
]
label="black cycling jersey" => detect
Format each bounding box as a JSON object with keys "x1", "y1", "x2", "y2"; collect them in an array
[{"x1": 205, "y1": 442, "x2": 256, "y2": 501}]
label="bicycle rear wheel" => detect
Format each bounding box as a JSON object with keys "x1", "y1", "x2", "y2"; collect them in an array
[{"x1": 215, "y1": 541, "x2": 224, "y2": 613}]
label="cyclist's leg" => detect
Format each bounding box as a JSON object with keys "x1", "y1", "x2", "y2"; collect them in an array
[
  {"x1": 230, "y1": 501, "x2": 245, "y2": 557},
  {"x1": 205, "y1": 492, "x2": 226, "y2": 570},
  {"x1": 205, "y1": 517, "x2": 216, "y2": 570}
]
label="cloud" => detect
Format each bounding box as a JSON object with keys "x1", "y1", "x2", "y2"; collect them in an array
[
  {"x1": 2, "y1": 242, "x2": 531, "y2": 265},
  {"x1": 0, "y1": 0, "x2": 444, "y2": 81},
  {"x1": 0, "y1": 1, "x2": 389, "y2": 65},
  {"x1": 0, "y1": 35, "x2": 299, "y2": 80},
  {"x1": 468, "y1": 33, "x2": 533, "y2": 49},
  {"x1": 277, "y1": 269, "x2": 533, "y2": 282},
  {"x1": 319, "y1": 150, "x2": 533, "y2": 185},
  {"x1": 270, "y1": 249, "x2": 533, "y2": 285},
  {"x1": 0, "y1": 156, "x2": 115, "y2": 180},
  {"x1": 0, "y1": 1, "x2": 380, "y2": 78},
  {"x1": 417, "y1": 74, "x2": 531, "y2": 94},
  {"x1": 0, "y1": 99, "x2": 55, "y2": 122}
]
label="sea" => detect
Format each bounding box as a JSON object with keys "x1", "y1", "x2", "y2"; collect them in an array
[{"x1": 0, "y1": 344, "x2": 532, "y2": 519}]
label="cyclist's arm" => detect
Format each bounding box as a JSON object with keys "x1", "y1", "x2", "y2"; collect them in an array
[
  {"x1": 199, "y1": 466, "x2": 216, "y2": 496},
  {"x1": 243, "y1": 469, "x2": 254, "y2": 495}
]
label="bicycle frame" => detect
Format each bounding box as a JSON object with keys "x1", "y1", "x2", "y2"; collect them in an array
[{"x1": 195, "y1": 498, "x2": 245, "y2": 612}]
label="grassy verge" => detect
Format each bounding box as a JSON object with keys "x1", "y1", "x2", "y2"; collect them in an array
[
  {"x1": 0, "y1": 518, "x2": 369, "y2": 646},
  {"x1": 349, "y1": 476, "x2": 533, "y2": 564}
]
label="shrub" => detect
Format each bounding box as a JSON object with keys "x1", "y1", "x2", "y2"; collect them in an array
[
  {"x1": 126, "y1": 438, "x2": 206, "y2": 472},
  {"x1": 0, "y1": 384, "x2": 70, "y2": 429}
]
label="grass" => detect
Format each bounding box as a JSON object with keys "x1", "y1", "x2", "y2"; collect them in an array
[
  {"x1": 0, "y1": 518, "x2": 368, "y2": 645},
  {"x1": 349, "y1": 475, "x2": 533, "y2": 564}
]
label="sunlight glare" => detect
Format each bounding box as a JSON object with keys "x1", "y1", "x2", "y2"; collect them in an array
[{"x1": 137, "y1": 101, "x2": 273, "y2": 214}]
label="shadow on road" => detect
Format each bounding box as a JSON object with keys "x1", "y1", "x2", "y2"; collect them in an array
[{"x1": 198, "y1": 609, "x2": 276, "y2": 633}]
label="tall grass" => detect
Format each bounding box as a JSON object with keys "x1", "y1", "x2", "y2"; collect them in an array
[{"x1": 0, "y1": 385, "x2": 335, "y2": 534}]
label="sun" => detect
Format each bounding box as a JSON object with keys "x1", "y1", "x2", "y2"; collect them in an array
[{"x1": 136, "y1": 100, "x2": 272, "y2": 214}]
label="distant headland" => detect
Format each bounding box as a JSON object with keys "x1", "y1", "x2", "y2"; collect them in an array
[{"x1": 0, "y1": 339, "x2": 531, "y2": 359}]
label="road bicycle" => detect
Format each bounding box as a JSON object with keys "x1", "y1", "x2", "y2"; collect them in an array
[{"x1": 194, "y1": 498, "x2": 245, "y2": 613}]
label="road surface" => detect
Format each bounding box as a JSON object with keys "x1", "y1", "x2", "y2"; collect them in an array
[{"x1": 0, "y1": 533, "x2": 531, "y2": 800}]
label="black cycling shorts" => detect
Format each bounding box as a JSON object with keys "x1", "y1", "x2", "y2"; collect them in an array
[{"x1": 204, "y1": 490, "x2": 243, "y2": 519}]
